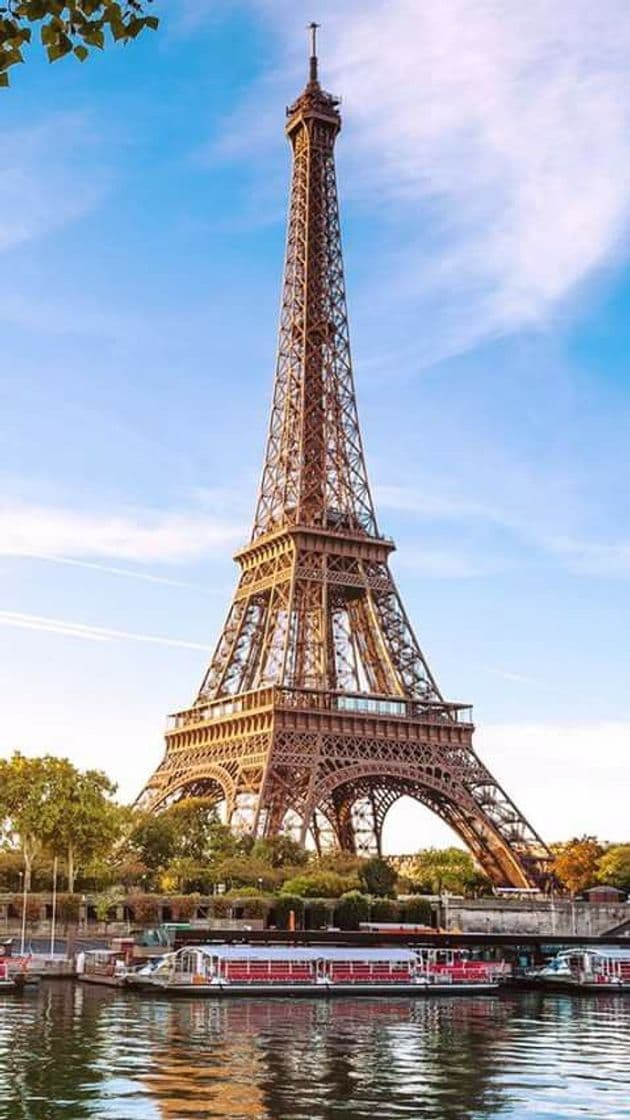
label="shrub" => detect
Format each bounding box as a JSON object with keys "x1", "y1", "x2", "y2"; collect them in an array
[
  {"x1": 56, "y1": 893, "x2": 81, "y2": 923},
  {"x1": 304, "y1": 898, "x2": 334, "y2": 930},
  {"x1": 282, "y1": 870, "x2": 359, "y2": 898},
  {"x1": 370, "y1": 897, "x2": 400, "y2": 923},
  {"x1": 359, "y1": 857, "x2": 397, "y2": 898},
  {"x1": 210, "y1": 895, "x2": 232, "y2": 920},
  {"x1": 401, "y1": 897, "x2": 433, "y2": 926},
  {"x1": 170, "y1": 894, "x2": 200, "y2": 921},
  {"x1": 127, "y1": 894, "x2": 161, "y2": 924},
  {"x1": 271, "y1": 895, "x2": 304, "y2": 929},
  {"x1": 335, "y1": 891, "x2": 370, "y2": 930}
]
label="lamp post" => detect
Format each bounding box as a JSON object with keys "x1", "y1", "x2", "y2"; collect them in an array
[
  {"x1": 49, "y1": 856, "x2": 58, "y2": 960},
  {"x1": 19, "y1": 868, "x2": 28, "y2": 957}
]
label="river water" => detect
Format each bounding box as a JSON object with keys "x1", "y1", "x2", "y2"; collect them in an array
[{"x1": 0, "y1": 983, "x2": 629, "y2": 1119}]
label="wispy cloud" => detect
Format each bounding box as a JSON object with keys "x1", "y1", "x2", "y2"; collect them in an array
[
  {"x1": 213, "y1": 0, "x2": 630, "y2": 363},
  {"x1": 0, "y1": 501, "x2": 244, "y2": 564},
  {"x1": 0, "y1": 609, "x2": 208, "y2": 651},
  {"x1": 0, "y1": 113, "x2": 109, "y2": 253},
  {"x1": 548, "y1": 536, "x2": 630, "y2": 578},
  {"x1": 21, "y1": 554, "x2": 223, "y2": 593}
]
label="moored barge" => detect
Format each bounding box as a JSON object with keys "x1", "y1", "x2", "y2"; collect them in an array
[{"x1": 129, "y1": 944, "x2": 504, "y2": 997}]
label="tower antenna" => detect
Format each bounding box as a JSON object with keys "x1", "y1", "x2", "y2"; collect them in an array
[{"x1": 308, "y1": 21, "x2": 319, "y2": 83}]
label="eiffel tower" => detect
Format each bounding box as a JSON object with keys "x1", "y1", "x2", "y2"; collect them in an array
[{"x1": 139, "y1": 27, "x2": 551, "y2": 888}]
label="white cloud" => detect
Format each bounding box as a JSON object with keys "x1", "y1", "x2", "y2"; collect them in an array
[
  {"x1": 0, "y1": 113, "x2": 109, "y2": 252},
  {"x1": 0, "y1": 500, "x2": 243, "y2": 563},
  {"x1": 383, "y1": 720, "x2": 630, "y2": 850},
  {"x1": 0, "y1": 609, "x2": 208, "y2": 651},
  {"x1": 549, "y1": 536, "x2": 630, "y2": 578},
  {"x1": 224, "y1": 0, "x2": 630, "y2": 361}
]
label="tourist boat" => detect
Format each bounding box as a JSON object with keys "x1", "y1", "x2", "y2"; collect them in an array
[
  {"x1": 0, "y1": 959, "x2": 29, "y2": 992},
  {"x1": 77, "y1": 949, "x2": 129, "y2": 987},
  {"x1": 533, "y1": 947, "x2": 630, "y2": 992},
  {"x1": 416, "y1": 948, "x2": 509, "y2": 990},
  {"x1": 131, "y1": 944, "x2": 504, "y2": 997}
]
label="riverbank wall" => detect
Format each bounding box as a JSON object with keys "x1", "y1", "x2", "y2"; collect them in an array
[{"x1": 437, "y1": 897, "x2": 628, "y2": 937}]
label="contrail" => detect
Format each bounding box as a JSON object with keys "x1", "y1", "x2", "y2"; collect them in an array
[
  {"x1": 11, "y1": 552, "x2": 223, "y2": 594},
  {"x1": 0, "y1": 609, "x2": 209, "y2": 651}
]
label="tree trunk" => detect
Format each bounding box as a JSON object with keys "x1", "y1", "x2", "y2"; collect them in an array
[{"x1": 67, "y1": 844, "x2": 75, "y2": 894}]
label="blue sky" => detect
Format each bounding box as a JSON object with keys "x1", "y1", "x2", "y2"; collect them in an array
[{"x1": 1, "y1": 1, "x2": 629, "y2": 850}]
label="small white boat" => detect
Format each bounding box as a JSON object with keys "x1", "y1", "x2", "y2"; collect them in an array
[
  {"x1": 77, "y1": 949, "x2": 129, "y2": 988},
  {"x1": 535, "y1": 947, "x2": 630, "y2": 992}
]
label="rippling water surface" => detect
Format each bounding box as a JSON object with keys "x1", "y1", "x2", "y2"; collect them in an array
[{"x1": 1, "y1": 984, "x2": 629, "y2": 1119}]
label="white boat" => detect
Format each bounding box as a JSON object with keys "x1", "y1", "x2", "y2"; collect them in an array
[
  {"x1": 131, "y1": 943, "x2": 502, "y2": 997},
  {"x1": 535, "y1": 947, "x2": 630, "y2": 992}
]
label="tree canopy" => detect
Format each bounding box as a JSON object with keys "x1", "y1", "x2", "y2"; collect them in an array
[
  {"x1": 0, "y1": 1, "x2": 158, "y2": 85},
  {"x1": 552, "y1": 836, "x2": 605, "y2": 895},
  {"x1": 0, "y1": 752, "x2": 119, "y2": 889},
  {"x1": 406, "y1": 846, "x2": 489, "y2": 896}
]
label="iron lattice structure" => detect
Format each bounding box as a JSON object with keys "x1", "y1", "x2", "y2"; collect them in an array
[{"x1": 139, "y1": 37, "x2": 551, "y2": 888}]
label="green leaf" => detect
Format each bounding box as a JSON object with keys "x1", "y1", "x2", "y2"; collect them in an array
[{"x1": 73, "y1": 43, "x2": 88, "y2": 61}]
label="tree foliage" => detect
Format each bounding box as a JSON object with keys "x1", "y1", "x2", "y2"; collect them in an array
[
  {"x1": 335, "y1": 890, "x2": 370, "y2": 930},
  {"x1": 0, "y1": 1, "x2": 158, "y2": 85},
  {"x1": 359, "y1": 856, "x2": 397, "y2": 898},
  {"x1": 552, "y1": 836, "x2": 605, "y2": 895},
  {"x1": 281, "y1": 869, "x2": 360, "y2": 899},
  {"x1": 596, "y1": 844, "x2": 630, "y2": 892},
  {"x1": 406, "y1": 846, "x2": 481, "y2": 895}
]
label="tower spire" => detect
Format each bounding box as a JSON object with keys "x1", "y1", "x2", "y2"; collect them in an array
[{"x1": 308, "y1": 21, "x2": 319, "y2": 84}]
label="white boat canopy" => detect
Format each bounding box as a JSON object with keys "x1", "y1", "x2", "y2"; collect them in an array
[{"x1": 177, "y1": 944, "x2": 417, "y2": 963}]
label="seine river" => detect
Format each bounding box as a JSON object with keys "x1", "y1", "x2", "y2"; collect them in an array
[{"x1": 1, "y1": 983, "x2": 629, "y2": 1119}]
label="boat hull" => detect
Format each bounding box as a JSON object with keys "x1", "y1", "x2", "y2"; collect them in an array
[{"x1": 127, "y1": 979, "x2": 499, "y2": 998}]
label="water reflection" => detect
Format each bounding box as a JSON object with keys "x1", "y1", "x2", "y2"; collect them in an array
[{"x1": 0, "y1": 985, "x2": 629, "y2": 1120}]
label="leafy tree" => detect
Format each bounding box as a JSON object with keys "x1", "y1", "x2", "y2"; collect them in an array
[
  {"x1": 163, "y1": 798, "x2": 224, "y2": 863},
  {"x1": 335, "y1": 890, "x2": 370, "y2": 930},
  {"x1": 216, "y1": 855, "x2": 278, "y2": 892},
  {"x1": 552, "y1": 836, "x2": 605, "y2": 895},
  {"x1": 41, "y1": 761, "x2": 120, "y2": 892},
  {"x1": 0, "y1": 753, "x2": 63, "y2": 889},
  {"x1": 316, "y1": 850, "x2": 364, "y2": 877},
  {"x1": 407, "y1": 847, "x2": 479, "y2": 895},
  {"x1": 281, "y1": 869, "x2": 360, "y2": 899},
  {"x1": 251, "y1": 834, "x2": 309, "y2": 869},
  {"x1": 359, "y1": 856, "x2": 397, "y2": 898},
  {"x1": 124, "y1": 810, "x2": 177, "y2": 880},
  {"x1": 0, "y1": 1, "x2": 158, "y2": 85},
  {"x1": 596, "y1": 844, "x2": 630, "y2": 892}
]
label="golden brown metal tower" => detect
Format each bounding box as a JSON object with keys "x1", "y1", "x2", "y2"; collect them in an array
[{"x1": 138, "y1": 29, "x2": 551, "y2": 887}]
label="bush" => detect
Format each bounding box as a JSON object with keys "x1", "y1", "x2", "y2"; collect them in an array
[
  {"x1": 127, "y1": 894, "x2": 161, "y2": 924},
  {"x1": 231, "y1": 896, "x2": 272, "y2": 920},
  {"x1": 210, "y1": 895, "x2": 232, "y2": 920},
  {"x1": 370, "y1": 897, "x2": 400, "y2": 923},
  {"x1": 271, "y1": 895, "x2": 304, "y2": 929},
  {"x1": 335, "y1": 891, "x2": 370, "y2": 930},
  {"x1": 56, "y1": 893, "x2": 81, "y2": 923},
  {"x1": 282, "y1": 870, "x2": 359, "y2": 898},
  {"x1": 170, "y1": 894, "x2": 200, "y2": 921},
  {"x1": 304, "y1": 898, "x2": 334, "y2": 930},
  {"x1": 359, "y1": 857, "x2": 397, "y2": 898},
  {"x1": 10, "y1": 894, "x2": 43, "y2": 921},
  {"x1": 400, "y1": 897, "x2": 433, "y2": 925}
]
